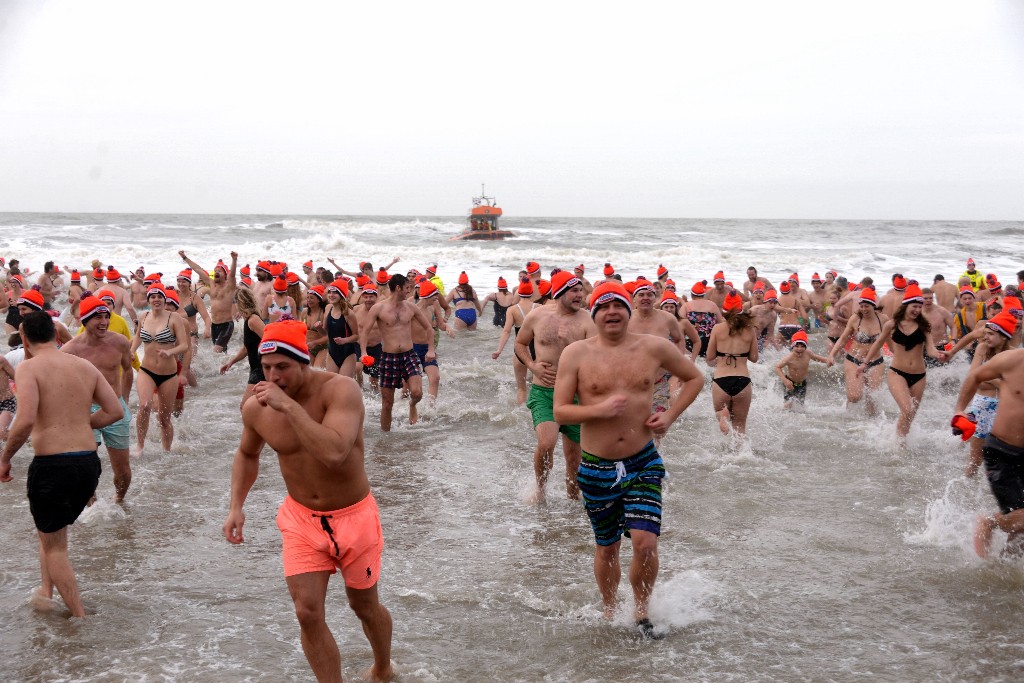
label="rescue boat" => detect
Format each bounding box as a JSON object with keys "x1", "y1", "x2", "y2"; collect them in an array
[{"x1": 450, "y1": 185, "x2": 515, "y2": 241}]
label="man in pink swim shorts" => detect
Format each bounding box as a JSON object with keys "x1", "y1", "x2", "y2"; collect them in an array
[{"x1": 223, "y1": 319, "x2": 393, "y2": 682}]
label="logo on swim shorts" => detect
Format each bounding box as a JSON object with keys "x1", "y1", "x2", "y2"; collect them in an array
[
  {"x1": 366, "y1": 567, "x2": 372, "y2": 579},
  {"x1": 259, "y1": 341, "x2": 278, "y2": 354}
]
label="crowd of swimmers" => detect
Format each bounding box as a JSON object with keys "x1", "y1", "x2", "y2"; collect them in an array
[{"x1": 2, "y1": 251, "x2": 1024, "y2": 679}]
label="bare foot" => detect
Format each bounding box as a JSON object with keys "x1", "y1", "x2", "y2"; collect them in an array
[
  {"x1": 602, "y1": 602, "x2": 616, "y2": 621},
  {"x1": 974, "y1": 515, "x2": 997, "y2": 559},
  {"x1": 526, "y1": 487, "x2": 546, "y2": 506},
  {"x1": 131, "y1": 444, "x2": 144, "y2": 459},
  {"x1": 30, "y1": 588, "x2": 58, "y2": 612},
  {"x1": 364, "y1": 663, "x2": 395, "y2": 682},
  {"x1": 717, "y1": 408, "x2": 730, "y2": 435},
  {"x1": 409, "y1": 403, "x2": 418, "y2": 425}
]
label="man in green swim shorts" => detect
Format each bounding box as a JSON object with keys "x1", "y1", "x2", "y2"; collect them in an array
[{"x1": 515, "y1": 270, "x2": 594, "y2": 504}]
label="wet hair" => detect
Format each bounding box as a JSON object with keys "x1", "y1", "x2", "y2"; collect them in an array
[
  {"x1": 388, "y1": 273, "x2": 408, "y2": 292},
  {"x1": 458, "y1": 283, "x2": 477, "y2": 302},
  {"x1": 7, "y1": 332, "x2": 21, "y2": 348},
  {"x1": 317, "y1": 271, "x2": 333, "y2": 285},
  {"x1": 934, "y1": 274, "x2": 944, "y2": 281},
  {"x1": 893, "y1": 302, "x2": 931, "y2": 337},
  {"x1": 234, "y1": 287, "x2": 260, "y2": 319},
  {"x1": 612, "y1": 274, "x2": 622, "y2": 282},
  {"x1": 724, "y1": 309, "x2": 753, "y2": 335},
  {"x1": 20, "y1": 311, "x2": 56, "y2": 344},
  {"x1": 747, "y1": 266, "x2": 757, "y2": 273},
  {"x1": 1017, "y1": 270, "x2": 1024, "y2": 283},
  {"x1": 44, "y1": 261, "x2": 55, "y2": 273},
  {"x1": 860, "y1": 276, "x2": 873, "y2": 287}
]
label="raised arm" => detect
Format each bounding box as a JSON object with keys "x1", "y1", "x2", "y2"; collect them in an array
[{"x1": 179, "y1": 251, "x2": 213, "y2": 288}]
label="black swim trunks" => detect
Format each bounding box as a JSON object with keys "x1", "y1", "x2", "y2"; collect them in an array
[
  {"x1": 211, "y1": 321, "x2": 235, "y2": 349},
  {"x1": 982, "y1": 436, "x2": 1024, "y2": 515},
  {"x1": 27, "y1": 451, "x2": 101, "y2": 533}
]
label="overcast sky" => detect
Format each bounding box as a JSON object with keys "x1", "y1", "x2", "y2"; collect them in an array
[{"x1": 1, "y1": 0, "x2": 1022, "y2": 219}]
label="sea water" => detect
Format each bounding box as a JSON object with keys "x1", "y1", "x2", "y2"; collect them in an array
[{"x1": 1, "y1": 214, "x2": 1023, "y2": 682}]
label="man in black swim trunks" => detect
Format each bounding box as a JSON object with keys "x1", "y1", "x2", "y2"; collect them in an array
[
  {"x1": 953, "y1": 343, "x2": 1024, "y2": 559},
  {"x1": 1, "y1": 312, "x2": 123, "y2": 617}
]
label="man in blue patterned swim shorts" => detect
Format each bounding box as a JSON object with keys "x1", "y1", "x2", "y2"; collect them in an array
[{"x1": 554, "y1": 281, "x2": 704, "y2": 639}]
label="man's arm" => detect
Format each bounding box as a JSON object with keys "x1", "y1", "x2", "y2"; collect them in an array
[
  {"x1": 179, "y1": 252, "x2": 213, "y2": 288},
  {"x1": 223, "y1": 404, "x2": 267, "y2": 544},
  {"x1": 90, "y1": 365, "x2": 124, "y2": 429},
  {"x1": 227, "y1": 251, "x2": 238, "y2": 292},
  {"x1": 359, "y1": 305, "x2": 382, "y2": 358},
  {"x1": 0, "y1": 363, "x2": 39, "y2": 480},
  {"x1": 954, "y1": 350, "x2": 1019, "y2": 414}
]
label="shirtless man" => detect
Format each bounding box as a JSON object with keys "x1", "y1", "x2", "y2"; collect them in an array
[
  {"x1": 776, "y1": 282, "x2": 807, "y2": 345},
  {"x1": 707, "y1": 272, "x2": 728, "y2": 310},
  {"x1": 128, "y1": 267, "x2": 149, "y2": 310},
  {"x1": 412, "y1": 279, "x2": 454, "y2": 400},
  {"x1": 574, "y1": 264, "x2": 594, "y2": 299},
  {"x1": 628, "y1": 282, "x2": 699, "y2": 424},
  {"x1": 223, "y1": 320, "x2": 393, "y2": 682},
  {"x1": 354, "y1": 284, "x2": 382, "y2": 388},
  {"x1": 922, "y1": 288, "x2": 954, "y2": 358},
  {"x1": 742, "y1": 267, "x2": 773, "y2": 299},
  {"x1": 359, "y1": 274, "x2": 434, "y2": 430},
  {"x1": 103, "y1": 267, "x2": 139, "y2": 329},
  {"x1": 1, "y1": 311, "x2": 123, "y2": 618},
  {"x1": 252, "y1": 261, "x2": 274, "y2": 312},
  {"x1": 807, "y1": 274, "x2": 828, "y2": 327},
  {"x1": 36, "y1": 261, "x2": 59, "y2": 308},
  {"x1": 879, "y1": 274, "x2": 907, "y2": 319},
  {"x1": 952, "y1": 345, "x2": 1024, "y2": 558},
  {"x1": 553, "y1": 281, "x2": 703, "y2": 637},
  {"x1": 61, "y1": 294, "x2": 134, "y2": 502},
  {"x1": 787, "y1": 275, "x2": 812, "y2": 326},
  {"x1": 515, "y1": 271, "x2": 595, "y2": 502},
  {"x1": 931, "y1": 274, "x2": 957, "y2": 313},
  {"x1": 180, "y1": 251, "x2": 238, "y2": 352},
  {"x1": 66, "y1": 271, "x2": 85, "y2": 326},
  {"x1": 748, "y1": 290, "x2": 783, "y2": 351}
]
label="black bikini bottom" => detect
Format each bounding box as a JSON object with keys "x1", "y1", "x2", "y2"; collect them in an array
[
  {"x1": 713, "y1": 376, "x2": 752, "y2": 397},
  {"x1": 141, "y1": 366, "x2": 177, "y2": 388},
  {"x1": 891, "y1": 367, "x2": 926, "y2": 388}
]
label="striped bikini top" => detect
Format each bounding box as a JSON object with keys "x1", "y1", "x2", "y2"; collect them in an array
[{"x1": 139, "y1": 314, "x2": 176, "y2": 344}]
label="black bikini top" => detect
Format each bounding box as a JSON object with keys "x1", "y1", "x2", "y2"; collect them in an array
[{"x1": 891, "y1": 323, "x2": 926, "y2": 351}]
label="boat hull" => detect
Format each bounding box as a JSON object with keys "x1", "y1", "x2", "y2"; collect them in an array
[{"x1": 449, "y1": 230, "x2": 516, "y2": 241}]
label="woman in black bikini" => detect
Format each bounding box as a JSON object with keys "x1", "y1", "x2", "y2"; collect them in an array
[
  {"x1": 130, "y1": 283, "x2": 189, "y2": 454},
  {"x1": 706, "y1": 291, "x2": 758, "y2": 436},
  {"x1": 860, "y1": 283, "x2": 942, "y2": 441}
]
